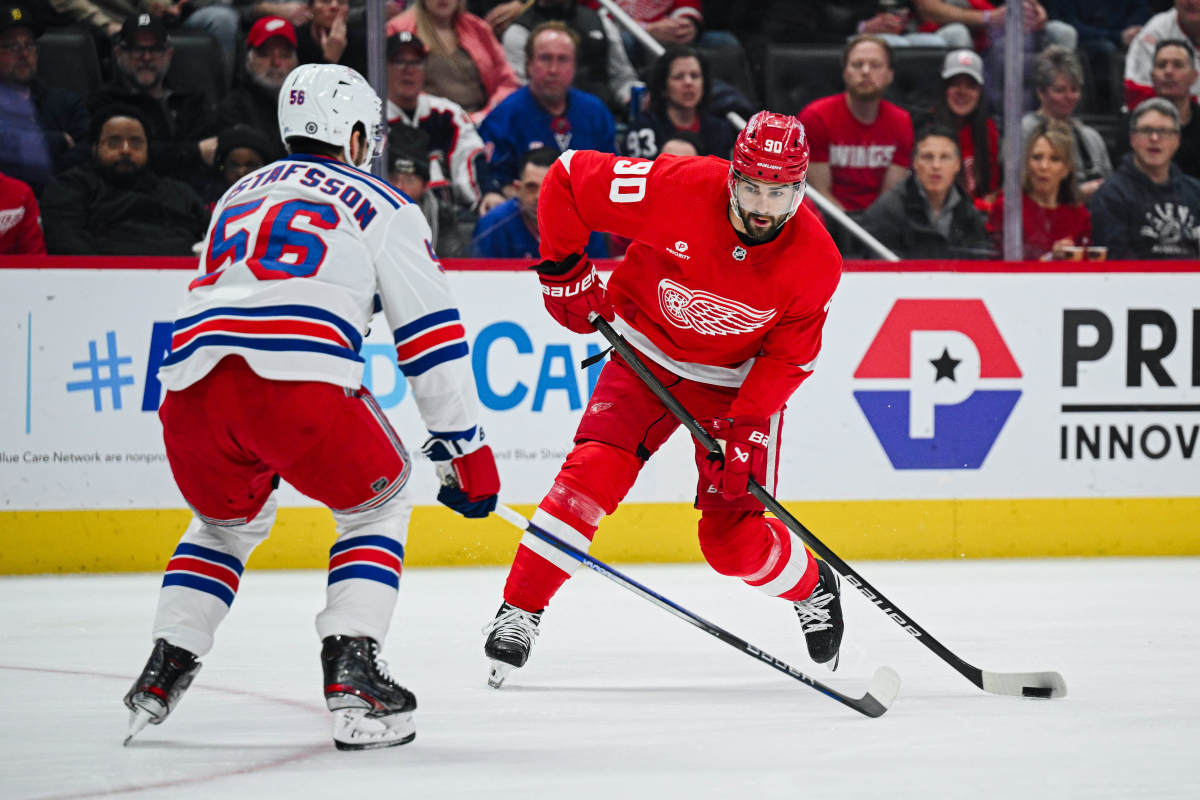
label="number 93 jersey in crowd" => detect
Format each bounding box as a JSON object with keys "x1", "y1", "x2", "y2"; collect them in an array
[
  {"x1": 157, "y1": 153, "x2": 479, "y2": 437},
  {"x1": 539, "y1": 149, "x2": 843, "y2": 419}
]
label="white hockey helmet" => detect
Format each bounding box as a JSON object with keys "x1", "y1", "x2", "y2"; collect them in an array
[{"x1": 278, "y1": 63, "x2": 385, "y2": 166}]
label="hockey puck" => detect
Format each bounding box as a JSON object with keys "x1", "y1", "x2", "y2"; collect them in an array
[{"x1": 1022, "y1": 686, "x2": 1053, "y2": 698}]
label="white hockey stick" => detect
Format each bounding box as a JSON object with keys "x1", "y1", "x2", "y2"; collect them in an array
[
  {"x1": 492, "y1": 504, "x2": 901, "y2": 718},
  {"x1": 590, "y1": 314, "x2": 1067, "y2": 699}
]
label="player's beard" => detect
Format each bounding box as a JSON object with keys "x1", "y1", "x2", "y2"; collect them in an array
[
  {"x1": 98, "y1": 157, "x2": 149, "y2": 188},
  {"x1": 736, "y1": 206, "x2": 787, "y2": 241}
]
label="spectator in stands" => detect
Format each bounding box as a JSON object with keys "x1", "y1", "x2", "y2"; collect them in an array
[
  {"x1": 500, "y1": 0, "x2": 640, "y2": 114},
  {"x1": 0, "y1": 169, "x2": 45, "y2": 253},
  {"x1": 583, "y1": 0, "x2": 701, "y2": 49},
  {"x1": 479, "y1": 22, "x2": 615, "y2": 187},
  {"x1": 385, "y1": 30, "x2": 503, "y2": 216},
  {"x1": 386, "y1": 123, "x2": 439, "y2": 241},
  {"x1": 1090, "y1": 97, "x2": 1200, "y2": 257},
  {"x1": 988, "y1": 120, "x2": 1092, "y2": 259},
  {"x1": 858, "y1": 125, "x2": 992, "y2": 259},
  {"x1": 41, "y1": 104, "x2": 210, "y2": 254},
  {"x1": 1021, "y1": 46, "x2": 1113, "y2": 202},
  {"x1": 916, "y1": 49, "x2": 1000, "y2": 209},
  {"x1": 913, "y1": 0, "x2": 1077, "y2": 110},
  {"x1": 621, "y1": 45, "x2": 734, "y2": 160},
  {"x1": 0, "y1": 4, "x2": 89, "y2": 184},
  {"x1": 387, "y1": 0, "x2": 521, "y2": 124},
  {"x1": 1125, "y1": 0, "x2": 1200, "y2": 110},
  {"x1": 1048, "y1": 0, "x2": 1151, "y2": 111},
  {"x1": 854, "y1": 0, "x2": 971, "y2": 48},
  {"x1": 88, "y1": 13, "x2": 219, "y2": 187},
  {"x1": 145, "y1": 0, "x2": 241, "y2": 80},
  {"x1": 216, "y1": 16, "x2": 297, "y2": 161},
  {"x1": 466, "y1": 0, "x2": 526, "y2": 38},
  {"x1": 471, "y1": 145, "x2": 608, "y2": 257},
  {"x1": 296, "y1": 0, "x2": 366, "y2": 75},
  {"x1": 196, "y1": 123, "x2": 272, "y2": 206},
  {"x1": 658, "y1": 130, "x2": 702, "y2": 157},
  {"x1": 799, "y1": 35, "x2": 914, "y2": 216},
  {"x1": 1149, "y1": 38, "x2": 1200, "y2": 176}
]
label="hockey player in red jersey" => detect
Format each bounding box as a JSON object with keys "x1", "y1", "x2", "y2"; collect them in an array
[
  {"x1": 483, "y1": 111, "x2": 845, "y2": 688},
  {"x1": 122, "y1": 64, "x2": 500, "y2": 750}
]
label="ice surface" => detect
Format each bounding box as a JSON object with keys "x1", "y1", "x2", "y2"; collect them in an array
[{"x1": 1, "y1": 557, "x2": 1197, "y2": 799}]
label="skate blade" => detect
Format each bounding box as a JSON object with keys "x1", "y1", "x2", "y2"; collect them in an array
[
  {"x1": 123, "y1": 707, "x2": 155, "y2": 746},
  {"x1": 487, "y1": 660, "x2": 514, "y2": 689},
  {"x1": 331, "y1": 708, "x2": 416, "y2": 751}
]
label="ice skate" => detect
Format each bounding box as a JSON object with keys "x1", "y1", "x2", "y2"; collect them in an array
[
  {"x1": 482, "y1": 603, "x2": 543, "y2": 688},
  {"x1": 793, "y1": 559, "x2": 844, "y2": 670},
  {"x1": 122, "y1": 638, "x2": 202, "y2": 745},
  {"x1": 321, "y1": 635, "x2": 416, "y2": 751}
]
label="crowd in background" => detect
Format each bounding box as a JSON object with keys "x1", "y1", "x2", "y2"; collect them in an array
[{"x1": 1, "y1": 0, "x2": 1198, "y2": 260}]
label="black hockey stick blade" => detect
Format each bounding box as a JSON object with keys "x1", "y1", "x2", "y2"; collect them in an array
[
  {"x1": 588, "y1": 314, "x2": 1067, "y2": 700},
  {"x1": 493, "y1": 504, "x2": 900, "y2": 718}
]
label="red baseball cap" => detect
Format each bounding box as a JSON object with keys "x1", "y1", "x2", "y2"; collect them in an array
[{"x1": 246, "y1": 16, "x2": 296, "y2": 50}]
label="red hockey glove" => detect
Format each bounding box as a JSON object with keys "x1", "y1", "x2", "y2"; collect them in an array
[
  {"x1": 532, "y1": 252, "x2": 614, "y2": 334},
  {"x1": 423, "y1": 434, "x2": 501, "y2": 518},
  {"x1": 698, "y1": 415, "x2": 771, "y2": 500}
]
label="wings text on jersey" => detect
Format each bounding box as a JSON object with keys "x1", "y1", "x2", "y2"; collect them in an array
[
  {"x1": 162, "y1": 303, "x2": 365, "y2": 370},
  {"x1": 657, "y1": 279, "x2": 777, "y2": 336},
  {"x1": 392, "y1": 308, "x2": 469, "y2": 377}
]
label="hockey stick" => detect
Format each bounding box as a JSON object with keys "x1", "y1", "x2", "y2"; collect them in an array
[
  {"x1": 493, "y1": 503, "x2": 900, "y2": 718},
  {"x1": 589, "y1": 314, "x2": 1067, "y2": 699}
]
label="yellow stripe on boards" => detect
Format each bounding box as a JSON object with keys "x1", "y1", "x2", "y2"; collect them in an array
[{"x1": 1, "y1": 498, "x2": 1198, "y2": 574}]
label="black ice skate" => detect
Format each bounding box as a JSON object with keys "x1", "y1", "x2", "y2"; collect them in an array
[
  {"x1": 321, "y1": 635, "x2": 417, "y2": 751},
  {"x1": 793, "y1": 559, "x2": 844, "y2": 670},
  {"x1": 123, "y1": 638, "x2": 202, "y2": 745},
  {"x1": 482, "y1": 603, "x2": 543, "y2": 688}
]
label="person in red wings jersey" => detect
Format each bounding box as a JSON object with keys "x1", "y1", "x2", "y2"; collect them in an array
[{"x1": 482, "y1": 111, "x2": 848, "y2": 689}]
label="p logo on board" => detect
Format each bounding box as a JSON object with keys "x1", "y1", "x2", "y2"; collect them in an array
[{"x1": 853, "y1": 299, "x2": 1021, "y2": 469}]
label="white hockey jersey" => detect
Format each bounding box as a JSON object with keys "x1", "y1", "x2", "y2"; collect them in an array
[
  {"x1": 388, "y1": 94, "x2": 487, "y2": 208},
  {"x1": 157, "y1": 153, "x2": 481, "y2": 439}
]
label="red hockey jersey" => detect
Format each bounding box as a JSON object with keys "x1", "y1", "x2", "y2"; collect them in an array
[{"x1": 538, "y1": 150, "x2": 842, "y2": 418}]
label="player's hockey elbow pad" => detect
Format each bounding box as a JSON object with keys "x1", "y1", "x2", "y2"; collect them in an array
[{"x1": 532, "y1": 253, "x2": 614, "y2": 334}]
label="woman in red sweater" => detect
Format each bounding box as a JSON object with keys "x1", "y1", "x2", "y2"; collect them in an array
[{"x1": 987, "y1": 120, "x2": 1091, "y2": 260}]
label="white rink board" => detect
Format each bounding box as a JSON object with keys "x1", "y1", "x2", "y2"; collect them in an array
[{"x1": 2, "y1": 268, "x2": 1197, "y2": 511}]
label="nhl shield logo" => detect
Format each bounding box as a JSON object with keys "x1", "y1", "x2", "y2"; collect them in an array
[{"x1": 732, "y1": 245, "x2": 747, "y2": 261}]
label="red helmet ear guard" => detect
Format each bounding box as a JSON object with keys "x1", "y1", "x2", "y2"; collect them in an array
[{"x1": 731, "y1": 111, "x2": 809, "y2": 184}]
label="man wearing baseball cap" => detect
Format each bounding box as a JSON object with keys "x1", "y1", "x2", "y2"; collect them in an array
[
  {"x1": 87, "y1": 12, "x2": 219, "y2": 188},
  {"x1": 0, "y1": 3, "x2": 89, "y2": 187},
  {"x1": 214, "y1": 16, "x2": 298, "y2": 159},
  {"x1": 385, "y1": 30, "x2": 505, "y2": 216}
]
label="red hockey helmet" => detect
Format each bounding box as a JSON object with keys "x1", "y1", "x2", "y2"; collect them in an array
[
  {"x1": 731, "y1": 110, "x2": 809, "y2": 184},
  {"x1": 728, "y1": 111, "x2": 809, "y2": 233}
]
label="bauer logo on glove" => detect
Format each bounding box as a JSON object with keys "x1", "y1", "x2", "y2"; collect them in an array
[{"x1": 532, "y1": 252, "x2": 614, "y2": 334}]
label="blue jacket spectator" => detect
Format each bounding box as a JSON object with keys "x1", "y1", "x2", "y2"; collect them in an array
[
  {"x1": 471, "y1": 145, "x2": 608, "y2": 258},
  {"x1": 478, "y1": 21, "x2": 615, "y2": 187}
]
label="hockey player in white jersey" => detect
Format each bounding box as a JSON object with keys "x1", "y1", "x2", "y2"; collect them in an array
[{"x1": 122, "y1": 63, "x2": 500, "y2": 751}]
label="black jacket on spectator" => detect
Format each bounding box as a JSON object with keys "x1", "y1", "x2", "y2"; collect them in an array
[
  {"x1": 296, "y1": 19, "x2": 368, "y2": 76},
  {"x1": 857, "y1": 174, "x2": 994, "y2": 259},
  {"x1": 1177, "y1": 100, "x2": 1200, "y2": 180},
  {"x1": 621, "y1": 109, "x2": 735, "y2": 159},
  {"x1": 41, "y1": 163, "x2": 210, "y2": 255},
  {"x1": 216, "y1": 80, "x2": 286, "y2": 161},
  {"x1": 31, "y1": 79, "x2": 90, "y2": 176},
  {"x1": 1088, "y1": 153, "x2": 1200, "y2": 259},
  {"x1": 86, "y1": 83, "x2": 217, "y2": 185}
]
